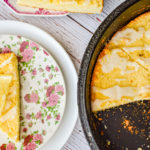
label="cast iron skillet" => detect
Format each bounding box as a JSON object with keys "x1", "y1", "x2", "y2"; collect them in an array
[{"x1": 78, "y1": 0, "x2": 150, "y2": 150}]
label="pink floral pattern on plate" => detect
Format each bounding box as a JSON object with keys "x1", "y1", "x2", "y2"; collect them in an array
[
  {"x1": 0, "y1": 35, "x2": 66, "y2": 150},
  {"x1": 3, "y1": 0, "x2": 68, "y2": 16}
]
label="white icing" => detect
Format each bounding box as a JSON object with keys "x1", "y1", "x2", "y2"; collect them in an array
[
  {"x1": 123, "y1": 45, "x2": 150, "y2": 52},
  {"x1": 92, "y1": 98, "x2": 134, "y2": 112},
  {"x1": 0, "y1": 106, "x2": 17, "y2": 122},
  {"x1": 0, "y1": 54, "x2": 13, "y2": 68},
  {"x1": 100, "y1": 49, "x2": 139, "y2": 74},
  {"x1": 100, "y1": 86, "x2": 139, "y2": 100},
  {"x1": 4, "y1": 100, "x2": 12, "y2": 111},
  {"x1": 92, "y1": 85, "x2": 150, "y2": 111},
  {"x1": 93, "y1": 85, "x2": 150, "y2": 101},
  {"x1": 145, "y1": 30, "x2": 150, "y2": 39},
  {"x1": 111, "y1": 28, "x2": 144, "y2": 45},
  {"x1": 91, "y1": 99, "x2": 106, "y2": 111},
  {"x1": 0, "y1": 76, "x2": 12, "y2": 80}
]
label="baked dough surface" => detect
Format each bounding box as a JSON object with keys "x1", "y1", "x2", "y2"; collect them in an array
[
  {"x1": 0, "y1": 53, "x2": 20, "y2": 142},
  {"x1": 91, "y1": 12, "x2": 150, "y2": 112}
]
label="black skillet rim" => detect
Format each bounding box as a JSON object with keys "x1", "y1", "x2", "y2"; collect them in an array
[{"x1": 77, "y1": 0, "x2": 141, "y2": 150}]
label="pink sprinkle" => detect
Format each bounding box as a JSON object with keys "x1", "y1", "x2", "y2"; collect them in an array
[
  {"x1": 24, "y1": 94, "x2": 31, "y2": 103},
  {"x1": 46, "y1": 65, "x2": 51, "y2": 72},
  {"x1": 56, "y1": 114, "x2": 60, "y2": 121},
  {"x1": 47, "y1": 115, "x2": 51, "y2": 120},
  {"x1": 33, "y1": 134, "x2": 43, "y2": 144},
  {"x1": 17, "y1": 36, "x2": 21, "y2": 39},
  {"x1": 42, "y1": 130, "x2": 46, "y2": 135},
  {"x1": 49, "y1": 74, "x2": 53, "y2": 79},
  {"x1": 43, "y1": 50, "x2": 49, "y2": 56},
  {"x1": 55, "y1": 85, "x2": 64, "y2": 95},
  {"x1": 41, "y1": 119, "x2": 44, "y2": 124},
  {"x1": 2, "y1": 47, "x2": 11, "y2": 53},
  {"x1": 96, "y1": 17, "x2": 101, "y2": 22},
  {"x1": 21, "y1": 49, "x2": 33, "y2": 62},
  {"x1": 46, "y1": 86, "x2": 55, "y2": 97},
  {"x1": 30, "y1": 92, "x2": 38, "y2": 103},
  {"x1": 55, "y1": 66, "x2": 59, "y2": 72},
  {"x1": 42, "y1": 101, "x2": 47, "y2": 107},
  {"x1": 21, "y1": 69, "x2": 26, "y2": 75},
  {"x1": 28, "y1": 122, "x2": 33, "y2": 127},
  {"x1": 35, "y1": 112, "x2": 42, "y2": 119},
  {"x1": 20, "y1": 41, "x2": 29, "y2": 52},
  {"x1": 48, "y1": 94, "x2": 59, "y2": 107},
  {"x1": 25, "y1": 142, "x2": 36, "y2": 150},
  {"x1": 32, "y1": 69, "x2": 37, "y2": 76},
  {"x1": 6, "y1": 143, "x2": 15, "y2": 150},
  {"x1": 39, "y1": 68, "x2": 44, "y2": 72},
  {"x1": 26, "y1": 113, "x2": 31, "y2": 120},
  {"x1": 23, "y1": 128, "x2": 28, "y2": 133},
  {"x1": 44, "y1": 79, "x2": 49, "y2": 83},
  {"x1": 29, "y1": 41, "x2": 39, "y2": 51}
]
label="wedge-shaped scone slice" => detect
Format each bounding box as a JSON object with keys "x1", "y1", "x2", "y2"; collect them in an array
[
  {"x1": 109, "y1": 12, "x2": 150, "y2": 49},
  {"x1": 0, "y1": 75, "x2": 12, "y2": 115},
  {"x1": 91, "y1": 48, "x2": 150, "y2": 112},
  {"x1": 17, "y1": 0, "x2": 103, "y2": 14},
  {"x1": 0, "y1": 53, "x2": 20, "y2": 142},
  {"x1": 108, "y1": 12, "x2": 150, "y2": 72}
]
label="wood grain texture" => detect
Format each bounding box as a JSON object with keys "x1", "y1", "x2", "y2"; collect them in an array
[
  {"x1": 68, "y1": 0, "x2": 125, "y2": 33},
  {"x1": 0, "y1": 0, "x2": 125, "y2": 149}
]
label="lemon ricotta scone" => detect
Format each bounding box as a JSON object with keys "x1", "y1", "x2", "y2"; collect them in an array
[
  {"x1": 17, "y1": 0, "x2": 103, "y2": 14},
  {"x1": 0, "y1": 53, "x2": 20, "y2": 142},
  {"x1": 0, "y1": 75, "x2": 12, "y2": 116},
  {"x1": 91, "y1": 12, "x2": 150, "y2": 112},
  {"x1": 109, "y1": 12, "x2": 150, "y2": 72}
]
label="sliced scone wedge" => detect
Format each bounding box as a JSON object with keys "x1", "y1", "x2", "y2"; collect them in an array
[
  {"x1": 108, "y1": 12, "x2": 150, "y2": 73},
  {"x1": 0, "y1": 53, "x2": 20, "y2": 142},
  {"x1": 91, "y1": 48, "x2": 150, "y2": 112},
  {"x1": 17, "y1": 0, "x2": 103, "y2": 14}
]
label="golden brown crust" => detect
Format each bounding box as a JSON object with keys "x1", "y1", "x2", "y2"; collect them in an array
[{"x1": 91, "y1": 11, "x2": 150, "y2": 112}]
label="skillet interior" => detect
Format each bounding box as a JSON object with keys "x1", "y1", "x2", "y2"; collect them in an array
[{"x1": 78, "y1": 0, "x2": 150, "y2": 150}]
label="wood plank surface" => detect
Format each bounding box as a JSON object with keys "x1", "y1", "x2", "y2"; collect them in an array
[{"x1": 0, "y1": 0, "x2": 125, "y2": 149}]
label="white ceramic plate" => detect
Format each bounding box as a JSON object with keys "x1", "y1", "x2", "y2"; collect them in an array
[
  {"x1": 0, "y1": 35, "x2": 66, "y2": 150},
  {"x1": 0, "y1": 20, "x2": 78, "y2": 150},
  {"x1": 3, "y1": 0, "x2": 68, "y2": 17}
]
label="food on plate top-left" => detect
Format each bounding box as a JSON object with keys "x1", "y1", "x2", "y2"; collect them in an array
[{"x1": 0, "y1": 52, "x2": 20, "y2": 142}]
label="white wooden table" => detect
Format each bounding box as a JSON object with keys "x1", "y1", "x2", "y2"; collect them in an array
[{"x1": 0, "y1": 0, "x2": 125, "y2": 149}]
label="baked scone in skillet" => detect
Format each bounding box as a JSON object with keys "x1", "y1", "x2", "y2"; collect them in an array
[{"x1": 91, "y1": 12, "x2": 150, "y2": 112}]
